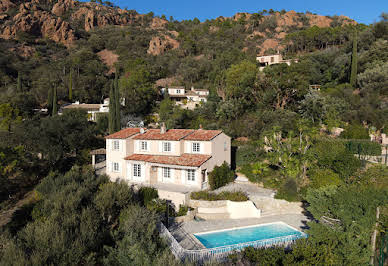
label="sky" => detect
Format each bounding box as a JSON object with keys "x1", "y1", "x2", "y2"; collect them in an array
[{"x1": 94, "y1": 0, "x2": 388, "y2": 25}]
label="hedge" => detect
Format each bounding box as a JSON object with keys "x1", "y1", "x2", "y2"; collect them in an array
[
  {"x1": 190, "y1": 191, "x2": 249, "y2": 202},
  {"x1": 344, "y1": 140, "x2": 381, "y2": 156}
]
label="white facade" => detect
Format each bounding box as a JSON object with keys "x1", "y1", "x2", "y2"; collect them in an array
[
  {"x1": 256, "y1": 54, "x2": 298, "y2": 71},
  {"x1": 164, "y1": 86, "x2": 209, "y2": 110},
  {"x1": 105, "y1": 129, "x2": 231, "y2": 191}
]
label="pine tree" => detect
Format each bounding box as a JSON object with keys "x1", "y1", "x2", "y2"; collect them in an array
[
  {"x1": 108, "y1": 82, "x2": 116, "y2": 134},
  {"x1": 17, "y1": 72, "x2": 22, "y2": 92},
  {"x1": 114, "y1": 72, "x2": 121, "y2": 131},
  {"x1": 52, "y1": 86, "x2": 58, "y2": 116},
  {"x1": 350, "y1": 29, "x2": 358, "y2": 88},
  {"x1": 47, "y1": 87, "x2": 53, "y2": 114},
  {"x1": 69, "y1": 69, "x2": 73, "y2": 101}
]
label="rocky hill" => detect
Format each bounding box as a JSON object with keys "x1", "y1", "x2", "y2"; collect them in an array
[{"x1": 0, "y1": 0, "x2": 356, "y2": 53}]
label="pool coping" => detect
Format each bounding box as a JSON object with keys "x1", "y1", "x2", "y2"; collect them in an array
[
  {"x1": 194, "y1": 221, "x2": 301, "y2": 236},
  {"x1": 192, "y1": 221, "x2": 306, "y2": 249}
]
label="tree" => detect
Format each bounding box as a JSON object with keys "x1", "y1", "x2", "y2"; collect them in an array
[
  {"x1": 52, "y1": 86, "x2": 57, "y2": 116},
  {"x1": 0, "y1": 103, "x2": 22, "y2": 132},
  {"x1": 208, "y1": 162, "x2": 234, "y2": 190},
  {"x1": 68, "y1": 69, "x2": 73, "y2": 101},
  {"x1": 17, "y1": 72, "x2": 22, "y2": 92},
  {"x1": 114, "y1": 73, "x2": 121, "y2": 131},
  {"x1": 108, "y1": 83, "x2": 116, "y2": 134},
  {"x1": 350, "y1": 29, "x2": 358, "y2": 88}
]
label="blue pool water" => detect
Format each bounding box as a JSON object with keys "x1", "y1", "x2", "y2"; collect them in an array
[{"x1": 194, "y1": 222, "x2": 304, "y2": 249}]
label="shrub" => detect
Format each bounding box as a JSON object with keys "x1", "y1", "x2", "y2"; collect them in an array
[
  {"x1": 138, "y1": 186, "x2": 158, "y2": 206},
  {"x1": 344, "y1": 140, "x2": 381, "y2": 156},
  {"x1": 176, "y1": 205, "x2": 191, "y2": 216},
  {"x1": 275, "y1": 178, "x2": 299, "y2": 202},
  {"x1": 308, "y1": 168, "x2": 342, "y2": 188},
  {"x1": 339, "y1": 124, "x2": 369, "y2": 139},
  {"x1": 208, "y1": 162, "x2": 235, "y2": 190},
  {"x1": 190, "y1": 191, "x2": 248, "y2": 201}
]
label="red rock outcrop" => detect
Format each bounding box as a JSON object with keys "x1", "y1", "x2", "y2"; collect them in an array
[
  {"x1": 97, "y1": 49, "x2": 119, "y2": 74},
  {"x1": 147, "y1": 35, "x2": 180, "y2": 56}
]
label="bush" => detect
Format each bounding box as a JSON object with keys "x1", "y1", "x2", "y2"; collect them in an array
[
  {"x1": 275, "y1": 178, "x2": 299, "y2": 202},
  {"x1": 190, "y1": 191, "x2": 248, "y2": 201},
  {"x1": 176, "y1": 205, "x2": 190, "y2": 216},
  {"x1": 340, "y1": 124, "x2": 369, "y2": 139},
  {"x1": 138, "y1": 186, "x2": 158, "y2": 206},
  {"x1": 208, "y1": 162, "x2": 235, "y2": 190},
  {"x1": 344, "y1": 140, "x2": 382, "y2": 156},
  {"x1": 308, "y1": 168, "x2": 342, "y2": 188}
]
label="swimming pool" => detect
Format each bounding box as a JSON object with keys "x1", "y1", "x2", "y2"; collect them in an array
[{"x1": 194, "y1": 222, "x2": 306, "y2": 249}]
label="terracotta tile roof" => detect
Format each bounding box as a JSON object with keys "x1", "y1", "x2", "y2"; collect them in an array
[
  {"x1": 63, "y1": 104, "x2": 101, "y2": 111},
  {"x1": 184, "y1": 130, "x2": 222, "y2": 141},
  {"x1": 105, "y1": 128, "x2": 141, "y2": 139},
  {"x1": 125, "y1": 153, "x2": 212, "y2": 167},
  {"x1": 133, "y1": 129, "x2": 194, "y2": 141}
]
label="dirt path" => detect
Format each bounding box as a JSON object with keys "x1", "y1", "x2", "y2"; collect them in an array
[{"x1": 0, "y1": 191, "x2": 35, "y2": 228}]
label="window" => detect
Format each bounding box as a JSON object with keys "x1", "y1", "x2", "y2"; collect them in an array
[
  {"x1": 176, "y1": 89, "x2": 181, "y2": 94},
  {"x1": 162, "y1": 167, "x2": 171, "y2": 178},
  {"x1": 271, "y1": 57, "x2": 274, "y2": 63},
  {"x1": 140, "y1": 141, "x2": 148, "y2": 151},
  {"x1": 133, "y1": 164, "x2": 141, "y2": 177},
  {"x1": 192, "y1": 142, "x2": 200, "y2": 153},
  {"x1": 113, "y1": 140, "x2": 120, "y2": 150},
  {"x1": 113, "y1": 162, "x2": 120, "y2": 172},
  {"x1": 187, "y1": 169, "x2": 195, "y2": 181},
  {"x1": 163, "y1": 142, "x2": 171, "y2": 152}
]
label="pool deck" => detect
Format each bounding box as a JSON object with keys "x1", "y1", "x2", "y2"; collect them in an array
[{"x1": 170, "y1": 213, "x2": 310, "y2": 250}]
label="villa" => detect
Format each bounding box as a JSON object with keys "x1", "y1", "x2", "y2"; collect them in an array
[
  {"x1": 60, "y1": 98, "x2": 110, "y2": 122},
  {"x1": 162, "y1": 86, "x2": 209, "y2": 110},
  {"x1": 256, "y1": 53, "x2": 298, "y2": 71},
  {"x1": 105, "y1": 124, "x2": 231, "y2": 207}
]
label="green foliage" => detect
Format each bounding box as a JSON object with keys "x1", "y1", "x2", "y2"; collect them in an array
[
  {"x1": 340, "y1": 124, "x2": 369, "y2": 139},
  {"x1": 114, "y1": 72, "x2": 121, "y2": 131},
  {"x1": 208, "y1": 162, "x2": 235, "y2": 190},
  {"x1": 350, "y1": 30, "x2": 358, "y2": 87},
  {"x1": 190, "y1": 190, "x2": 248, "y2": 201},
  {"x1": 108, "y1": 83, "x2": 115, "y2": 134},
  {"x1": 176, "y1": 205, "x2": 190, "y2": 216},
  {"x1": 275, "y1": 178, "x2": 299, "y2": 201},
  {"x1": 138, "y1": 186, "x2": 159, "y2": 206},
  {"x1": 52, "y1": 87, "x2": 57, "y2": 116},
  {"x1": 68, "y1": 69, "x2": 73, "y2": 101},
  {"x1": 0, "y1": 103, "x2": 21, "y2": 132},
  {"x1": 241, "y1": 246, "x2": 286, "y2": 265},
  {"x1": 344, "y1": 140, "x2": 382, "y2": 156},
  {"x1": 308, "y1": 168, "x2": 342, "y2": 188}
]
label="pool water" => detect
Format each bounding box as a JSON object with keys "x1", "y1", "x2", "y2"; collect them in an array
[{"x1": 194, "y1": 222, "x2": 304, "y2": 249}]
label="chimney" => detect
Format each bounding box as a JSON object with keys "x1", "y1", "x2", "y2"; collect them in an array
[
  {"x1": 140, "y1": 128, "x2": 145, "y2": 134},
  {"x1": 199, "y1": 124, "x2": 203, "y2": 130},
  {"x1": 191, "y1": 86, "x2": 194, "y2": 91},
  {"x1": 160, "y1": 123, "x2": 166, "y2": 134}
]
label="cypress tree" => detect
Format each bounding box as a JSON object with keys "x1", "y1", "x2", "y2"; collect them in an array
[
  {"x1": 108, "y1": 82, "x2": 116, "y2": 134},
  {"x1": 47, "y1": 87, "x2": 53, "y2": 114},
  {"x1": 52, "y1": 86, "x2": 58, "y2": 116},
  {"x1": 114, "y1": 72, "x2": 121, "y2": 131},
  {"x1": 69, "y1": 69, "x2": 73, "y2": 101},
  {"x1": 17, "y1": 72, "x2": 22, "y2": 92},
  {"x1": 350, "y1": 29, "x2": 358, "y2": 88}
]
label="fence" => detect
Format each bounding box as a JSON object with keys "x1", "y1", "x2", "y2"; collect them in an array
[
  {"x1": 376, "y1": 231, "x2": 388, "y2": 266},
  {"x1": 159, "y1": 223, "x2": 307, "y2": 263}
]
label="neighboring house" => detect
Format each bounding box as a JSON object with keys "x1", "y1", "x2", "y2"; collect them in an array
[
  {"x1": 105, "y1": 125, "x2": 231, "y2": 207},
  {"x1": 163, "y1": 86, "x2": 209, "y2": 110},
  {"x1": 60, "y1": 98, "x2": 109, "y2": 122},
  {"x1": 256, "y1": 54, "x2": 298, "y2": 71}
]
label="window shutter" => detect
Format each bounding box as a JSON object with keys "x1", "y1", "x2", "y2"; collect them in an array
[
  {"x1": 159, "y1": 142, "x2": 162, "y2": 152},
  {"x1": 118, "y1": 162, "x2": 122, "y2": 173},
  {"x1": 186, "y1": 142, "x2": 191, "y2": 153},
  {"x1": 171, "y1": 142, "x2": 175, "y2": 153},
  {"x1": 136, "y1": 140, "x2": 140, "y2": 152},
  {"x1": 181, "y1": 169, "x2": 186, "y2": 184},
  {"x1": 200, "y1": 142, "x2": 204, "y2": 154},
  {"x1": 120, "y1": 140, "x2": 123, "y2": 152},
  {"x1": 158, "y1": 167, "x2": 162, "y2": 182},
  {"x1": 170, "y1": 168, "x2": 175, "y2": 181},
  {"x1": 127, "y1": 162, "x2": 131, "y2": 179},
  {"x1": 107, "y1": 161, "x2": 111, "y2": 172}
]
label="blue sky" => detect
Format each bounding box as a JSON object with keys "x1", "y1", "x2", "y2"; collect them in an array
[{"x1": 86, "y1": 0, "x2": 387, "y2": 25}]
